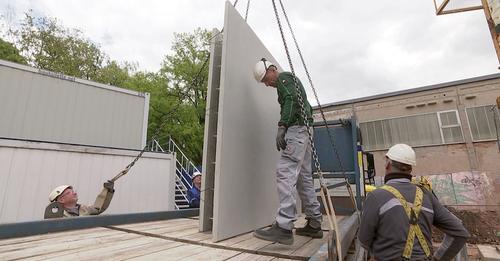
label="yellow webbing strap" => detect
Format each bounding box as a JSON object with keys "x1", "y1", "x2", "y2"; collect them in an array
[{"x1": 381, "y1": 185, "x2": 431, "y2": 259}]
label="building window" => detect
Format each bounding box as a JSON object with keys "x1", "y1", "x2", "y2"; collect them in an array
[
  {"x1": 466, "y1": 105, "x2": 500, "y2": 141},
  {"x1": 360, "y1": 110, "x2": 464, "y2": 150},
  {"x1": 438, "y1": 111, "x2": 464, "y2": 143}
]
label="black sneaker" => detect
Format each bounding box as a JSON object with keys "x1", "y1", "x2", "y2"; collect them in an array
[
  {"x1": 253, "y1": 223, "x2": 293, "y2": 245},
  {"x1": 295, "y1": 218, "x2": 323, "y2": 238}
]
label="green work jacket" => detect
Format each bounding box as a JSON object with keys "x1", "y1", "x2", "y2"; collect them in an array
[{"x1": 277, "y1": 72, "x2": 313, "y2": 127}]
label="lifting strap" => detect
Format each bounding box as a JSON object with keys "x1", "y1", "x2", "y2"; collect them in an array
[{"x1": 380, "y1": 185, "x2": 431, "y2": 259}]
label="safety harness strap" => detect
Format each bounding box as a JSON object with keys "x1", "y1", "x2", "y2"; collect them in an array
[{"x1": 381, "y1": 185, "x2": 431, "y2": 259}]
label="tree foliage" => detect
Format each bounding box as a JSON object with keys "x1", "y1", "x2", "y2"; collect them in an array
[
  {"x1": 161, "y1": 28, "x2": 211, "y2": 126},
  {"x1": 149, "y1": 28, "x2": 211, "y2": 164},
  {"x1": 11, "y1": 13, "x2": 107, "y2": 80},
  {"x1": 0, "y1": 37, "x2": 27, "y2": 64}
]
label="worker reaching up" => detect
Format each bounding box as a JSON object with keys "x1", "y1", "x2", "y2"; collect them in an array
[
  {"x1": 359, "y1": 144, "x2": 470, "y2": 261},
  {"x1": 252, "y1": 58, "x2": 322, "y2": 245},
  {"x1": 44, "y1": 181, "x2": 115, "y2": 218}
]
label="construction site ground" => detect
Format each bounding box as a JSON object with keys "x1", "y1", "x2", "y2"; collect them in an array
[
  {"x1": 434, "y1": 207, "x2": 499, "y2": 244},
  {"x1": 0, "y1": 215, "x2": 345, "y2": 260},
  {"x1": 432, "y1": 208, "x2": 500, "y2": 260}
]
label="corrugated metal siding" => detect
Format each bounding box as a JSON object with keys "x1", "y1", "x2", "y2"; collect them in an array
[
  {"x1": 0, "y1": 61, "x2": 148, "y2": 149},
  {"x1": 0, "y1": 139, "x2": 175, "y2": 224}
]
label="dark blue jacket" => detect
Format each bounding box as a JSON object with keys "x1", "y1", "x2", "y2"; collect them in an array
[{"x1": 187, "y1": 186, "x2": 200, "y2": 208}]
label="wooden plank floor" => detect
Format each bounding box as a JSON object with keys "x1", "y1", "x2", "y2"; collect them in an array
[{"x1": 0, "y1": 215, "x2": 343, "y2": 260}]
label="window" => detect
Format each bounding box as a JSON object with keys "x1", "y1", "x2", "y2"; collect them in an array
[
  {"x1": 438, "y1": 111, "x2": 464, "y2": 143},
  {"x1": 466, "y1": 105, "x2": 500, "y2": 141},
  {"x1": 360, "y1": 110, "x2": 463, "y2": 150}
]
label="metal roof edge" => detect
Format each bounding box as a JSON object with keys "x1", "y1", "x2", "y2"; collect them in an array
[
  {"x1": 314, "y1": 73, "x2": 500, "y2": 109},
  {"x1": 0, "y1": 59, "x2": 147, "y2": 97}
]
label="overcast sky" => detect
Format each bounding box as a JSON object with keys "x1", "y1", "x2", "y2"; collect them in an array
[{"x1": 0, "y1": 0, "x2": 498, "y2": 105}]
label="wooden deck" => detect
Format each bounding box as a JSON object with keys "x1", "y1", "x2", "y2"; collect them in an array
[{"x1": 0, "y1": 215, "x2": 344, "y2": 260}]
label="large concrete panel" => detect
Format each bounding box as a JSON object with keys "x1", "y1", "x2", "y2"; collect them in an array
[
  {"x1": 0, "y1": 60, "x2": 149, "y2": 150},
  {"x1": 0, "y1": 139, "x2": 175, "y2": 223},
  {"x1": 211, "y1": 2, "x2": 282, "y2": 241}
]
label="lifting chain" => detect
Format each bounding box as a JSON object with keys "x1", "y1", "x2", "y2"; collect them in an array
[
  {"x1": 276, "y1": 0, "x2": 358, "y2": 212},
  {"x1": 244, "y1": 0, "x2": 251, "y2": 21}
]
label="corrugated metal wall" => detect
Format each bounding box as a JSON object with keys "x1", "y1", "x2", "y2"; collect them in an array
[
  {"x1": 0, "y1": 60, "x2": 149, "y2": 150},
  {"x1": 0, "y1": 139, "x2": 175, "y2": 224}
]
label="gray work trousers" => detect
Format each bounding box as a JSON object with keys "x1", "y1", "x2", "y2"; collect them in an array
[{"x1": 275, "y1": 125, "x2": 322, "y2": 230}]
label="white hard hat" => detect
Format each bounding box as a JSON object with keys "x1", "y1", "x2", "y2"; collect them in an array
[
  {"x1": 253, "y1": 58, "x2": 274, "y2": 82},
  {"x1": 192, "y1": 171, "x2": 202, "y2": 180},
  {"x1": 49, "y1": 185, "x2": 72, "y2": 202},
  {"x1": 386, "y1": 144, "x2": 416, "y2": 166}
]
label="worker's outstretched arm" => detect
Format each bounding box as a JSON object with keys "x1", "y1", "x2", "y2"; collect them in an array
[
  {"x1": 92, "y1": 180, "x2": 115, "y2": 214},
  {"x1": 431, "y1": 193, "x2": 470, "y2": 261}
]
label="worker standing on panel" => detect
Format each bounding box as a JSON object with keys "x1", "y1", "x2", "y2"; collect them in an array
[
  {"x1": 359, "y1": 144, "x2": 470, "y2": 261},
  {"x1": 44, "y1": 181, "x2": 115, "y2": 218},
  {"x1": 252, "y1": 58, "x2": 322, "y2": 245}
]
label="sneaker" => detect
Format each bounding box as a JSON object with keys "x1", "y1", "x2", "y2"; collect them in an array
[
  {"x1": 295, "y1": 218, "x2": 323, "y2": 238},
  {"x1": 253, "y1": 223, "x2": 293, "y2": 245}
]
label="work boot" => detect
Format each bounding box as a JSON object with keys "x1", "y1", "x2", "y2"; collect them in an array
[
  {"x1": 253, "y1": 223, "x2": 293, "y2": 245},
  {"x1": 295, "y1": 218, "x2": 323, "y2": 238}
]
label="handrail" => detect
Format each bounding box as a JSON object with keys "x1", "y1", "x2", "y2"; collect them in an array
[
  {"x1": 168, "y1": 138, "x2": 200, "y2": 174},
  {"x1": 175, "y1": 182, "x2": 189, "y2": 202},
  {"x1": 150, "y1": 137, "x2": 199, "y2": 209},
  {"x1": 175, "y1": 170, "x2": 190, "y2": 192},
  {"x1": 177, "y1": 165, "x2": 194, "y2": 190}
]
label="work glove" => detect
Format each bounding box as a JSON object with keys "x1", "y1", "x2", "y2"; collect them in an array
[
  {"x1": 276, "y1": 126, "x2": 287, "y2": 151},
  {"x1": 103, "y1": 180, "x2": 115, "y2": 193}
]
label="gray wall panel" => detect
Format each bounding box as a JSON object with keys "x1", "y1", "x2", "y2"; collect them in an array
[
  {"x1": 0, "y1": 139, "x2": 175, "y2": 223},
  {"x1": 0, "y1": 61, "x2": 148, "y2": 149},
  {"x1": 211, "y1": 2, "x2": 282, "y2": 241}
]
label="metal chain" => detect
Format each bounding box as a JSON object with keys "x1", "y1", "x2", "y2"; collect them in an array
[
  {"x1": 244, "y1": 0, "x2": 251, "y2": 21},
  {"x1": 270, "y1": 0, "x2": 325, "y2": 187},
  {"x1": 277, "y1": 0, "x2": 358, "y2": 210}
]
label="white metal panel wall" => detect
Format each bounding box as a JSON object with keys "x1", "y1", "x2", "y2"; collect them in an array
[
  {"x1": 211, "y1": 2, "x2": 282, "y2": 241},
  {"x1": 0, "y1": 139, "x2": 175, "y2": 224},
  {"x1": 0, "y1": 60, "x2": 149, "y2": 150}
]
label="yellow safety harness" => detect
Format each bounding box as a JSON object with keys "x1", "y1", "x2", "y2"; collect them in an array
[{"x1": 381, "y1": 185, "x2": 431, "y2": 259}]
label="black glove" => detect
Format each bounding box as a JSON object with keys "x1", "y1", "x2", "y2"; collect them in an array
[
  {"x1": 276, "y1": 126, "x2": 287, "y2": 151},
  {"x1": 104, "y1": 180, "x2": 115, "y2": 193}
]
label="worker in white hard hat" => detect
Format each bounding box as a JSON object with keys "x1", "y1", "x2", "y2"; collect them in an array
[
  {"x1": 252, "y1": 58, "x2": 322, "y2": 245},
  {"x1": 187, "y1": 171, "x2": 202, "y2": 208},
  {"x1": 44, "y1": 181, "x2": 115, "y2": 218},
  {"x1": 359, "y1": 144, "x2": 469, "y2": 261}
]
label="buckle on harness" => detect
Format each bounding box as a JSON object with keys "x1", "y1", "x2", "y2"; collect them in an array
[{"x1": 409, "y1": 209, "x2": 418, "y2": 224}]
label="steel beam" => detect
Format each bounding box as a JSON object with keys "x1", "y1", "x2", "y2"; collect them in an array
[{"x1": 0, "y1": 209, "x2": 199, "y2": 240}]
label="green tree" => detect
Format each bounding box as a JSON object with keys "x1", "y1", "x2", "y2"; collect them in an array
[
  {"x1": 161, "y1": 28, "x2": 211, "y2": 126},
  {"x1": 97, "y1": 61, "x2": 136, "y2": 87},
  {"x1": 11, "y1": 13, "x2": 107, "y2": 80},
  {"x1": 0, "y1": 37, "x2": 27, "y2": 64},
  {"x1": 157, "y1": 28, "x2": 211, "y2": 164}
]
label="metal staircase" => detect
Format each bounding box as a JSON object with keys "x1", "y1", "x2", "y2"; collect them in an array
[{"x1": 150, "y1": 138, "x2": 201, "y2": 210}]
